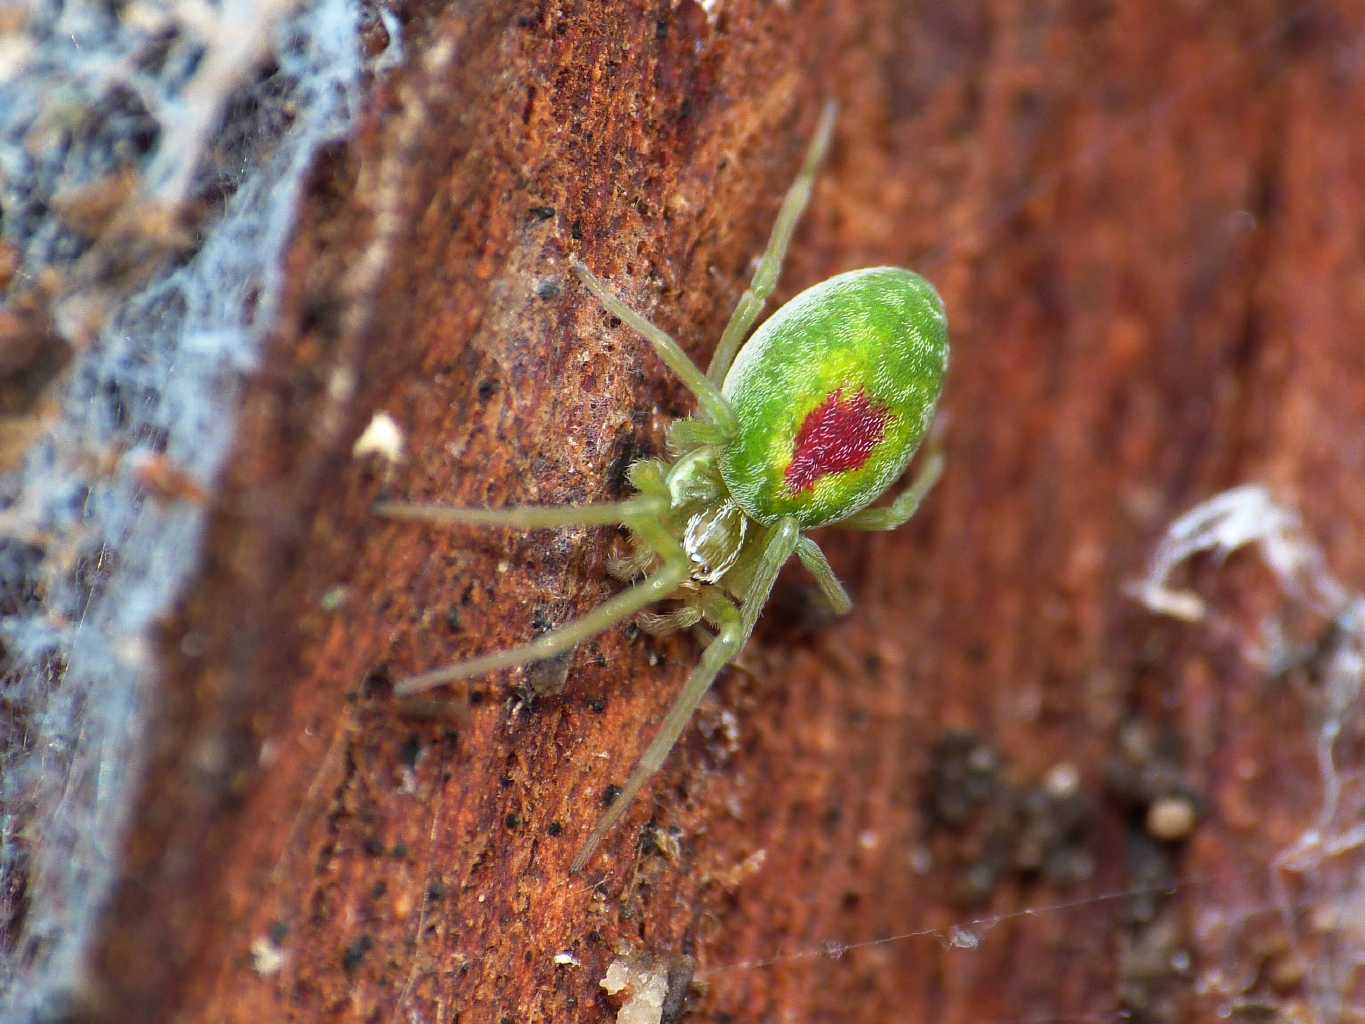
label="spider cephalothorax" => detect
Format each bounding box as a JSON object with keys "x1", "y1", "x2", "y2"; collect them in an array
[{"x1": 378, "y1": 103, "x2": 949, "y2": 871}]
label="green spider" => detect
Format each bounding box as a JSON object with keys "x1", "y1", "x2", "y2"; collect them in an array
[{"x1": 378, "y1": 103, "x2": 949, "y2": 872}]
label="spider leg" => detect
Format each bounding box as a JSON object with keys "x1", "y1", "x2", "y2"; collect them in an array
[
  {"x1": 636, "y1": 603, "x2": 704, "y2": 637},
  {"x1": 395, "y1": 560, "x2": 688, "y2": 695},
  {"x1": 705, "y1": 100, "x2": 838, "y2": 385},
  {"x1": 571, "y1": 517, "x2": 800, "y2": 871},
  {"x1": 375, "y1": 495, "x2": 664, "y2": 530},
  {"x1": 392, "y1": 501, "x2": 689, "y2": 696},
  {"x1": 795, "y1": 536, "x2": 853, "y2": 614},
  {"x1": 606, "y1": 543, "x2": 653, "y2": 582},
  {"x1": 572, "y1": 260, "x2": 737, "y2": 435},
  {"x1": 837, "y1": 448, "x2": 944, "y2": 532}
]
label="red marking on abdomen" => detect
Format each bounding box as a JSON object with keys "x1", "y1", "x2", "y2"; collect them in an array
[{"x1": 785, "y1": 388, "x2": 890, "y2": 493}]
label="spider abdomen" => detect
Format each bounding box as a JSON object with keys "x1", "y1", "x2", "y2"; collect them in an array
[{"x1": 717, "y1": 267, "x2": 949, "y2": 528}]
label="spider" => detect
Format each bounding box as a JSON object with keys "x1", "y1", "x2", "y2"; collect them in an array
[{"x1": 377, "y1": 103, "x2": 949, "y2": 872}]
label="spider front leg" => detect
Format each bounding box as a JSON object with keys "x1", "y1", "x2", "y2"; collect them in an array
[
  {"x1": 376, "y1": 496, "x2": 690, "y2": 695},
  {"x1": 572, "y1": 517, "x2": 800, "y2": 872},
  {"x1": 838, "y1": 448, "x2": 945, "y2": 533}
]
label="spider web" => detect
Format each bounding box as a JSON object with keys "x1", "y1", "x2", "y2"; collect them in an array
[{"x1": 0, "y1": 0, "x2": 364, "y2": 1016}]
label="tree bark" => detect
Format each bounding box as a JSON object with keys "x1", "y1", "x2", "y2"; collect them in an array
[{"x1": 77, "y1": 1, "x2": 1365, "y2": 1021}]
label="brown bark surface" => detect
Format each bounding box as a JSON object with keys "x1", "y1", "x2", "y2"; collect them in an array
[{"x1": 84, "y1": 1, "x2": 1365, "y2": 1021}]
